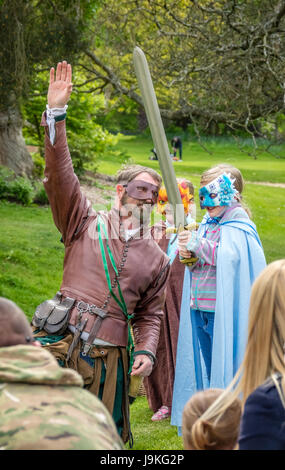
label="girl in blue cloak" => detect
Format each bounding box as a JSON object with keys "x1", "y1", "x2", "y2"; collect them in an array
[{"x1": 171, "y1": 164, "x2": 266, "y2": 434}]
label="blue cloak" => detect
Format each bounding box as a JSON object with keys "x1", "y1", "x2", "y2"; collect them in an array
[{"x1": 171, "y1": 211, "x2": 266, "y2": 433}]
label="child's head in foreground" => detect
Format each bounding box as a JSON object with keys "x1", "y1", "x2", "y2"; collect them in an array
[{"x1": 182, "y1": 389, "x2": 242, "y2": 450}]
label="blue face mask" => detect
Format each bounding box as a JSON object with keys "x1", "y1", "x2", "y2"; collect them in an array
[{"x1": 199, "y1": 173, "x2": 236, "y2": 210}]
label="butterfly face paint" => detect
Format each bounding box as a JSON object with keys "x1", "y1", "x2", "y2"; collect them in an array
[
  {"x1": 199, "y1": 173, "x2": 236, "y2": 210},
  {"x1": 157, "y1": 181, "x2": 194, "y2": 215}
]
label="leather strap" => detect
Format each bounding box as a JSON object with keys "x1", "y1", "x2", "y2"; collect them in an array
[
  {"x1": 271, "y1": 373, "x2": 285, "y2": 409},
  {"x1": 66, "y1": 315, "x2": 88, "y2": 362},
  {"x1": 97, "y1": 215, "x2": 134, "y2": 372},
  {"x1": 81, "y1": 307, "x2": 108, "y2": 356}
]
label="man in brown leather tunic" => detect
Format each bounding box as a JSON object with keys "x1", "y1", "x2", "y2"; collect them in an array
[{"x1": 33, "y1": 61, "x2": 170, "y2": 445}]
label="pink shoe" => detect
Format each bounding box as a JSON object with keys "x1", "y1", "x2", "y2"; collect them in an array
[{"x1": 151, "y1": 406, "x2": 170, "y2": 421}]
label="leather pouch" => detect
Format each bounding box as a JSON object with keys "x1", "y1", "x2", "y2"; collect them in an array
[{"x1": 32, "y1": 292, "x2": 75, "y2": 335}]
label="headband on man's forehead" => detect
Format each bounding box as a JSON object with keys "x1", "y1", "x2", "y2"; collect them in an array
[
  {"x1": 199, "y1": 172, "x2": 237, "y2": 209},
  {"x1": 123, "y1": 179, "x2": 159, "y2": 204}
]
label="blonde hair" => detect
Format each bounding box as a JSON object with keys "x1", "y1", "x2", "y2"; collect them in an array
[
  {"x1": 182, "y1": 389, "x2": 241, "y2": 450},
  {"x1": 195, "y1": 259, "x2": 285, "y2": 428},
  {"x1": 200, "y1": 164, "x2": 251, "y2": 217}
]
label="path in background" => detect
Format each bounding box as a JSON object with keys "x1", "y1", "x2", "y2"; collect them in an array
[{"x1": 247, "y1": 181, "x2": 285, "y2": 188}]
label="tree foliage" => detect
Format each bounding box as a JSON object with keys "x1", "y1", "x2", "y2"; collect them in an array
[
  {"x1": 80, "y1": 0, "x2": 285, "y2": 137},
  {"x1": 0, "y1": 0, "x2": 97, "y2": 109},
  {"x1": 0, "y1": 0, "x2": 122, "y2": 176}
]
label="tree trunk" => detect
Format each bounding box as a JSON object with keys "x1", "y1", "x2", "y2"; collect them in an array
[
  {"x1": 0, "y1": 106, "x2": 33, "y2": 177},
  {"x1": 137, "y1": 107, "x2": 148, "y2": 132}
]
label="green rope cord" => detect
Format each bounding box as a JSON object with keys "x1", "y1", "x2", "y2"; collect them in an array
[{"x1": 97, "y1": 215, "x2": 134, "y2": 373}]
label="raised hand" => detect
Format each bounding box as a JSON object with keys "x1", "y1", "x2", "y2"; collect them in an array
[{"x1": 47, "y1": 61, "x2": 73, "y2": 108}]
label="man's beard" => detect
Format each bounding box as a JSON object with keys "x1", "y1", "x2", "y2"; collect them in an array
[{"x1": 121, "y1": 194, "x2": 153, "y2": 226}]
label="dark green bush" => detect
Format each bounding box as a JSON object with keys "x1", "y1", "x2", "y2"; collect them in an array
[
  {"x1": 9, "y1": 178, "x2": 34, "y2": 205},
  {"x1": 33, "y1": 183, "x2": 49, "y2": 205},
  {"x1": 32, "y1": 152, "x2": 45, "y2": 179},
  {"x1": 0, "y1": 167, "x2": 11, "y2": 198},
  {"x1": 0, "y1": 166, "x2": 34, "y2": 205}
]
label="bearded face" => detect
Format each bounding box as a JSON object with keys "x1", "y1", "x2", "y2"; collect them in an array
[
  {"x1": 118, "y1": 176, "x2": 159, "y2": 228},
  {"x1": 120, "y1": 191, "x2": 153, "y2": 226}
]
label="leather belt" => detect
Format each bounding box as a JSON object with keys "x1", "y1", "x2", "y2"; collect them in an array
[
  {"x1": 66, "y1": 301, "x2": 108, "y2": 362},
  {"x1": 76, "y1": 301, "x2": 105, "y2": 316}
]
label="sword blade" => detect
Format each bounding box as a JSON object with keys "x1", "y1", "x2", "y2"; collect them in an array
[{"x1": 133, "y1": 46, "x2": 186, "y2": 229}]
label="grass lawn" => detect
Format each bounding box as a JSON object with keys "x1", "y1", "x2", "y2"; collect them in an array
[
  {"x1": 127, "y1": 396, "x2": 183, "y2": 450},
  {"x1": 0, "y1": 202, "x2": 64, "y2": 319},
  {"x1": 98, "y1": 134, "x2": 285, "y2": 264},
  {"x1": 98, "y1": 134, "x2": 285, "y2": 184},
  {"x1": 0, "y1": 134, "x2": 285, "y2": 450}
]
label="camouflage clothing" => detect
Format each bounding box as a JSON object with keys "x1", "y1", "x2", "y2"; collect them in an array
[{"x1": 0, "y1": 345, "x2": 124, "y2": 450}]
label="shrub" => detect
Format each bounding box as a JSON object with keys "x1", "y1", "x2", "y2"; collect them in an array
[
  {"x1": 0, "y1": 166, "x2": 12, "y2": 198},
  {"x1": 7, "y1": 177, "x2": 33, "y2": 205},
  {"x1": 0, "y1": 166, "x2": 34, "y2": 205},
  {"x1": 32, "y1": 152, "x2": 45, "y2": 179},
  {"x1": 33, "y1": 183, "x2": 49, "y2": 205}
]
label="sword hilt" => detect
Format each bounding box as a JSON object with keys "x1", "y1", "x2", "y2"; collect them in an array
[
  {"x1": 165, "y1": 221, "x2": 199, "y2": 235},
  {"x1": 165, "y1": 222, "x2": 199, "y2": 266}
]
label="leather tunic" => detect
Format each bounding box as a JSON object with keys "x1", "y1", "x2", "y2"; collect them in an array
[{"x1": 41, "y1": 114, "x2": 170, "y2": 356}]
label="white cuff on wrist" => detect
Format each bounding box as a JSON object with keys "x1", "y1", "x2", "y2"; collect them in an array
[{"x1": 46, "y1": 104, "x2": 68, "y2": 145}]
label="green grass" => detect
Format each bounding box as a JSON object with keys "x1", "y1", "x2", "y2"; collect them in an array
[
  {"x1": 244, "y1": 184, "x2": 285, "y2": 263},
  {"x1": 97, "y1": 134, "x2": 285, "y2": 264},
  {"x1": 98, "y1": 134, "x2": 285, "y2": 184},
  {"x1": 127, "y1": 397, "x2": 183, "y2": 450},
  {"x1": 0, "y1": 134, "x2": 285, "y2": 450},
  {"x1": 0, "y1": 202, "x2": 64, "y2": 320}
]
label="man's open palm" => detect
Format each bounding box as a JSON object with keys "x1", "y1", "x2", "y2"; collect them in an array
[{"x1": 47, "y1": 61, "x2": 73, "y2": 108}]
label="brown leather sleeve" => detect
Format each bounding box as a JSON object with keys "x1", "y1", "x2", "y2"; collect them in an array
[
  {"x1": 131, "y1": 256, "x2": 170, "y2": 357},
  {"x1": 41, "y1": 113, "x2": 91, "y2": 246}
]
